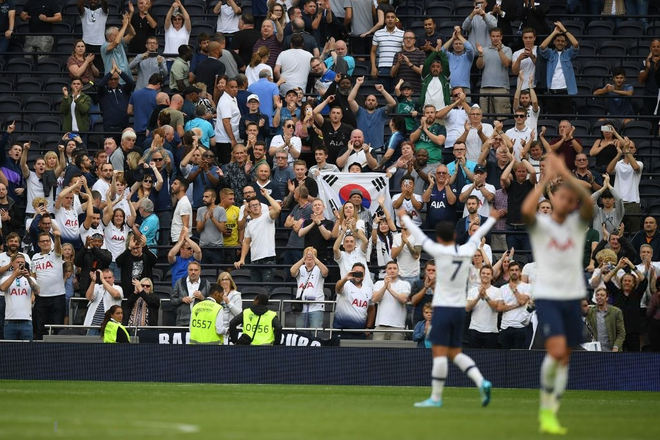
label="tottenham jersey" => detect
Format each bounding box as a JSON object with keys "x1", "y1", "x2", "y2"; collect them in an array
[
  {"x1": 529, "y1": 212, "x2": 587, "y2": 300},
  {"x1": 402, "y1": 215, "x2": 496, "y2": 308}
]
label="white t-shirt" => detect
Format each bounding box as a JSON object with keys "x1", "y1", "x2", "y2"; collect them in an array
[
  {"x1": 425, "y1": 77, "x2": 446, "y2": 111},
  {"x1": 295, "y1": 265, "x2": 326, "y2": 313},
  {"x1": 215, "y1": 93, "x2": 241, "y2": 143},
  {"x1": 55, "y1": 205, "x2": 83, "y2": 242},
  {"x1": 340, "y1": 147, "x2": 374, "y2": 172},
  {"x1": 246, "y1": 64, "x2": 273, "y2": 85},
  {"x1": 26, "y1": 171, "x2": 54, "y2": 214},
  {"x1": 80, "y1": 222, "x2": 106, "y2": 249},
  {"x1": 467, "y1": 285, "x2": 502, "y2": 333},
  {"x1": 392, "y1": 193, "x2": 423, "y2": 227},
  {"x1": 275, "y1": 48, "x2": 313, "y2": 95},
  {"x1": 512, "y1": 46, "x2": 537, "y2": 89},
  {"x1": 164, "y1": 25, "x2": 191, "y2": 55},
  {"x1": 81, "y1": 7, "x2": 108, "y2": 46},
  {"x1": 0, "y1": 253, "x2": 32, "y2": 292},
  {"x1": 269, "y1": 135, "x2": 302, "y2": 165},
  {"x1": 549, "y1": 51, "x2": 567, "y2": 90},
  {"x1": 402, "y1": 215, "x2": 495, "y2": 308},
  {"x1": 244, "y1": 213, "x2": 276, "y2": 261},
  {"x1": 334, "y1": 281, "x2": 372, "y2": 329},
  {"x1": 373, "y1": 278, "x2": 410, "y2": 328},
  {"x1": 30, "y1": 251, "x2": 65, "y2": 297},
  {"x1": 171, "y1": 195, "x2": 194, "y2": 242},
  {"x1": 529, "y1": 212, "x2": 588, "y2": 300},
  {"x1": 335, "y1": 248, "x2": 373, "y2": 287},
  {"x1": 4, "y1": 275, "x2": 33, "y2": 320},
  {"x1": 460, "y1": 183, "x2": 496, "y2": 217},
  {"x1": 92, "y1": 179, "x2": 111, "y2": 201},
  {"x1": 524, "y1": 104, "x2": 540, "y2": 135},
  {"x1": 465, "y1": 123, "x2": 494, "y2": 162},
  {"x1": 391, "y1": 233, "x2": 420, "y2": 277},
  {"x1": 216, "y1": 3, "x2": 240, "y2": 33},
  {"x1": 104, "y1": 222, "x2": 129, "y2": 261},
  {"x1": 613, "y1": 160, "x2": 643, "y2": 203},
  {"x1": 444, "y1": 108, "x2": 468, "y2": 148},
  {"x1": 505, "y1": 125, "x2": 532, "y2": 160},
  {"x1": 500, "y1": 282, "x2": 532, "y2": 329}
]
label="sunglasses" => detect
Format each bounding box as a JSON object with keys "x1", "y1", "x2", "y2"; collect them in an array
[
  {"x1": 452, "y1": 94, "x2": 461, "y2": 97},
  {"x1": 153, "y1": 157, "x2": 163, "y2": 162},
  {"x1": 284, "y1": 124, "x2": 294, "y2": 128},
  {"x1": 141, "y1": 284, "x2": 151, "y2": 288},
  {"x1": 436, "y1": 171, "x2": 448, "y2": 175},
  {"x1": 514, "y1": 114, "x2": 526, "y2": 118},
  {"x1": 143, "y1": 179, "x2": 153, "y2": 183},
  {"x1": 203, "y1": 154, "x2": 214, "y2": 158}
]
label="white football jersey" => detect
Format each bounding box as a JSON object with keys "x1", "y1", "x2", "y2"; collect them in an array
[
  {"x1": 402, "y1": 216, "x2": 496, "y2": 308},
  {"x1": 529, "y1": 212, "x2": 587, "y2": 300}
]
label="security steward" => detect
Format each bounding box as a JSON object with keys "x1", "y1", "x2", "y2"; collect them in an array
[
  {"x1": 229, "y1": 293, "x2": 282, "y2": 345},
  {"x1": 101, "y1": 305, "x2": 130, "y2": 343},
  {"x1": 189, "y1": 284, "x2": 225, "y2": 345}
]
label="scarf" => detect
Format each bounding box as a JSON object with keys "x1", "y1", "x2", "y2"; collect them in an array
[{"x1": 128, "y1": 295, "x2": 149, "y2": 327}]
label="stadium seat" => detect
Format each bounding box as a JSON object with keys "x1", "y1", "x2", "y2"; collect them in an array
[
  {"x1": 562, "y1": 20, "x2": 584, "y2": 36},
  {"x1": 598, "y1": 41, "x2": 628, "y2": 58},
  {"x1": 0, "y1": 96, "x2": 23, "y2": 114},
  {"x1": 4, "y1": 58, "x2": 33, "y2": 72},
  {"x1": 426, "y1": 4, "x2": 454, "y2": 17},
  {"x1": 190, "y1": 21, "x2": 216, "y2": 40},
  {"x1": 581, "y1": 62, "x2": 611, "y2": 78},
  {"x1": 576, "y1": 41, "x2": 597, "y2": 57},
  {"x1": 52, "y1": 22, "x2": 72, "y2": 34},
  {"x1": 3, "y1": 115, "x2": 32, "y2": 131},
  {"x1": 240, "y1": 286, "x2": 269, "y2": 300},
  {"x1": 0, "y1": 79, "x2": 12, "y2": 93},
  {"x1": 639, "y1": 180, "x2": 660, "y2": 198},
  {"x1": 24, "y1": 95, "x2": 53, "y2": 113},
  {"x1": 616, "y1": 21, "x2": 644, "y2": 37},
  {"x1": 16, "y1": 76, "x2": 43, "y2": 92},
  {"x1": 37, "y1": 58, "x2": 64, "y2": 74},
  {"x1": 629, "y1": 41, "x2": 652, "y2": 56},
  {"x1": 622, "y1": 121, "x2": 653, "y2": 137},
  {"x1": 645, "y1": 21, "x2": 660, "y2": 36},
  {"x1": 44, "y1": 77, "x2": 71, "y2": 93},
  {"x1": 591, "y1": 119, "x2": 622, "y2": 135},
  {"x1": 455, "y1": 1, "x2": 475, "y2": 17},
  {"x1": 586, "y1": 21, "x2": 615, "y2": 36},
  {"x1": 570, "y1": 120, "x2": 590, "y2": 138},
  {"x1": 33, "y1": 116, "x2": 63, "y2": 134},
  {"x1": 439, "y1": 21, "x2": 463, "y2": 38},
  {"x1": 56, "y1": 38, "x2": 78, "y2": 55}
]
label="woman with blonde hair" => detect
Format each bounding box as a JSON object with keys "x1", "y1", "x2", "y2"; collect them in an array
[
  {"x1": 245, "y1": 46, "x2": 272, "y2": 85},
  {"x1": 127, "y1": 277, "x2": 161, "y2": 327},
  {"x1": 216, "y1": 272, "x2": 243, "y2": 337},
  {"x1": 195, "y1": 82, "x2": 216, "y2": 116},
  {"x1": 331, "y1": 201, "x2": 367, "y2": 241}
]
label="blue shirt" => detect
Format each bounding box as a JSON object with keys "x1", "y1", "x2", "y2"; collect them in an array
[
  {"x1": 100, "y1": 41, "x2": 130, "y2": 85},
  {"x1": 446, "y1": 159, "x2": 477, "y2": 183},
  {"x1": 539, "y1": 45, "x2": 579, "y2": 95},
  {"x1": 442, "y1": 41, "x2": 474, "y2": 89},
  {"x1": 247, "y1": 78, "x2": 280, "y2": 124},
  {"x1": 184, "y1": 118, "x2": 215, "y2": 148},
  {"x1": 324, "y1": 55, "x2": 355, "y2": 76},
  {"x1": 187, "y1": 165, "x2": 220, "y2": 208},
  {"x1": 272, "y1": 165, "x2": 295, "y2": 197},
  {"x1": 171, "y1": 255, "x2": 198, "y2": 287},
  {"x1": 190, "y1": 52, "x2": 208, "y2": 74},
  {"x1": 128, "y1": 87, "x2": 157, "y2": 132},
  {"x1": 356, "y1": 106, "x2": 389, "y2": 148},
  {"x1": 140, "y1": 213, "x2": 160, "y2": 254}
]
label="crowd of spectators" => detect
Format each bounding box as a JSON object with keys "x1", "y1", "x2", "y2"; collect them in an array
[{"x1": 0, "y1": 0, "x2": 658, "y2": 350}]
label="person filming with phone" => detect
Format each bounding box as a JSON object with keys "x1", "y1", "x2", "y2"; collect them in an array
[{"x1": 0, "y1": 254, "x2": 40, "y2": 341}]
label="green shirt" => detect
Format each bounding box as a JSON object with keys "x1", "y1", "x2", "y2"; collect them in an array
[
  {"x1": 396, "y1": 99, "x2": 419, "y2": 132},
  {"x1": 416, "y1": 123, "x2": 446, "y2": 163}
]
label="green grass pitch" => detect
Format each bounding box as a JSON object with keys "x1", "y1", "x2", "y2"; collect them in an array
[{"x1": 0, "y1": 381, "x2": 658, "y2": 440}]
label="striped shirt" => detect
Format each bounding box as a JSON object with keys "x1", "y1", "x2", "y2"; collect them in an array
[{"x1": 372, "y1": 27, "x2": 404, "y2": 68}]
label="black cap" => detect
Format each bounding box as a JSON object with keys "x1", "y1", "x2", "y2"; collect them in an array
[
  {"x1": 474, "y1": 165, "x2": 487, "y2": 174},
  {"x1": 400, "y1": 81, "x2": 413, "y2": 90}
]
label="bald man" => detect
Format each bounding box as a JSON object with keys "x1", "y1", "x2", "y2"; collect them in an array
[{"x1": 193, "y1": 41, "x2": 227, "y2": 98}]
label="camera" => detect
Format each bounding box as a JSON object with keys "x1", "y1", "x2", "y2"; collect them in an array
[
  {"x1": 351, "y1": 271, "x2": 363, "y2": 277},
  {"x1": 601, "y1": 125, "x2": 612, "y2": 133},
  {"x1": 375, "y1": 207, "x2": 384, "y2": 217}
]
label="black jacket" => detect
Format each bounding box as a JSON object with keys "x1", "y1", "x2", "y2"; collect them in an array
[
  {"x1": 116, "y1": 246, "x2": 158, "y2": 298},
  {"x1": 630, "y1": 230, "x2": 660, "y2": 264},
  {"x1": 0, "y1": 197, "x2": 23, "y2": 237},
  {"x1": 74, "y1": 246, "x2": 112, "y2": 297},
  {"x1": 229, "y1": 304, "x2": 282, "y2": 345},
  {"x1": 124, "y1": 289, "x2": 161, "y2": 327}
]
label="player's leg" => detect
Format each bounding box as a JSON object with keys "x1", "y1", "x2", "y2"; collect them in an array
[
  {"x1": 447, "y1": 310, "x2": 492, "y2": 407},
  {"x1": 414, "y1": 308, "x2": 450, "y2": 408}
]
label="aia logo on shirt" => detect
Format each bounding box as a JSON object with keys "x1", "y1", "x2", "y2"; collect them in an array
[
  {"x1": 35, "y1": 261, "x2": 54, "y2": 271},
  {"x1": 548, "y1": 238, "x2": 575, "y2": 251},
  {"x1": 65, "y1": 219, "x2": 78, "y2": 227},
  {"x1": 10, "y1": 288, "x2": 28, "y2": 296},
  {"x1": 351, "y1": 299, "x2": 368, "y2": 309},
  {"x1": 112, "y1": 235, "x2": 126, "y2": 241}
]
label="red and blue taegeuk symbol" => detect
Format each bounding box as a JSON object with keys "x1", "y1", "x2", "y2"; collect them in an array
[{"x1": 339, "y1": 184, "x2": 371, "y2": 209}]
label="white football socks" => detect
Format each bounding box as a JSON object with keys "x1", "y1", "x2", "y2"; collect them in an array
[
  {"x1": 453, "y1": 353, "x2": 484, "y2": 388},
  {"x1": 431, "y1": 356, "x2": 448, "y2": 401}
]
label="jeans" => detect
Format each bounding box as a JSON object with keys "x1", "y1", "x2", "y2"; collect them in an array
[
  {"x1": 506, "y1": 225, "x2": 531, "y2": 253},
  {"x1": 33, "y1": 295, "x2": 66, "y2": 340},
  {"x1": 295, "y1": 310, "x2": 324, "y2": 334},
  {"x1": 87, "y1": 328, "x2": 101, "y2": 336},
  {"x1": 377, "y1": 67, "x2": 393, "y2": 93},
  {"x1": 0, "y1": 296, "x2": 4, "y2": 339},
  {"x1": 0, "y1": 36, "x2": 9, "y2": 65},
  {"x1": 250, "y1": 257, "x2": 275, "y2": 285},
  {"x1": 202, "y1": 249, "x2": 224, "y2": 265},
  {"x1": 4, "y1": 321, "x2": 33, "y2": 341}
]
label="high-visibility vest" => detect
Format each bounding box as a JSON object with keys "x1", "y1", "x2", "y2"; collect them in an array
[
  {"x1": 243, "y1": 309, "x2": 277, "y2": 345},
  {"x1": 103, "y1": 320, "x2": 130, "y2": 343},
  {"x1": 189, "y1": 300, "x2": 224, "y2": 344}
]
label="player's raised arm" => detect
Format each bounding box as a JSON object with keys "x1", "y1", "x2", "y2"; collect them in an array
[
  {"x1": 467, "y1": 210, "x2": 497, "y2": 246},
  {"x1": 397, "y1": 209, "x2": 442, "y2": 255},
  {"x1": 547, "y1": 153, "x2": 594, "y2": 222}
]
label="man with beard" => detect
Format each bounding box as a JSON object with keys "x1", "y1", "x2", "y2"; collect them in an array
[
  {"x1": 252, "y1": 163, "x2": 283, "y2": 204},
  {"x1": 455, "y1": 196, "x2": 488, "y2": 245},
  {"x1": 499, "y1": 261, "x2": 532, "y2": 349},
  {"x1": 321, "y1": 74, "x2": 359, "y2": 128},
  {"x1": 419, "y1": 50, "x2": 451, "y2": 112},
  {"x1": 313, "y1": 98, "x2": 354, "y2": 165},
  {"x1": 348, "y1": 77, "x2": 396, "y2": 151},
  {"x1": 196, "y1": 189, "x2": 227, "y2": 265},
  {"x1": 299, "y1": 198, "x2": 334, "y2": 256},
  {"x1": 336, "y1": 130, "x2": 377, "y2": 172},
  {"x1": 0, "y1": 232, "x2": 32, "y2": 339},
  {"x1": 79, "y1": 182, "x2": 104, "y2": 245},
  {"x1": 410, "y1": 104, "x2": 446, "y2": 165},
  {"x1": 0, "y1": 183, "x2": 22, "y2": 237},
  {"x1": 0, "y1": 123, "x2": 25, "y2": 204},
  {"x1": 409, "y1": 149, "x2": 435, "y2": 194}
]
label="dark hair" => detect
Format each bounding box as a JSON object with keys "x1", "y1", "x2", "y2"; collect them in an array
[
  {"x1": 173, "y1": 176, "x2": 189, "y2": 190},
  {"x1": 99, "y1": 305, "x2": 122, "y2": 338},
  {"x1": 435, "y1": 222, "x2": 455, "y2": 242},
  {"x1": 390, "y1": 115, "x2": 405, "y2": 132},
  {"x1": 178, "y1": 44, "x2": 191, "y2": 57},
  {"x1": 466, "y1": 195, "x2": 480, "y2": 204},
  {"x1": 612, "y1": 67, "x2": 626, "y2": 77},
  {"x1": 521, "y1": 27, "x2": 536, "y2": 36},
  {"x1": 490, "y1": 27, "x2": 503, "y2": 35},
  {"x1": 208, "y1": 283, "x2": 223, "y2": 296},
  {"x1": 291, "y1": 33, "x2": 304, "y2": 48},
  {"x1": 198, "y1": 32, "x2": 210, "y2": 43},
  {"x1": 351, "y1": 262, "x2": 366, "y2": 271},
  {"x1": 148, "y1": 73, "x2": 164, "y2": 85},
  {"x1": 241, "y1": 13, "x2": 255, "y2": 25},
  {"x1": 314, "y1": 145, "x2": 329, "y2": 154},
  {"x1": 600, "y1": 189, "x2": 614, "y2": 199},
  {"x1": 508, "y1": 261, "x2": 522, "y2": 271},
  {"x1": 74, "y1": 152, "x2": 88, "y2": 168}
]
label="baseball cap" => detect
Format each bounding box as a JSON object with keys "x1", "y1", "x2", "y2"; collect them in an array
[
  {"x1": 349, "y1": 189, "x2": 364, "y2": 198},
  {"x1": 474, "y1": 165, "x2": 487, "y2": 174},
  {"x1": 247, "y1": 94, "x2": 260, "y2": 103},
  {"x1": 183, "y1": 85, "x2": 202, "y2": 95},
  {"x1": 400, "y1": 81, "x2": 413, "y2": 90},
  {"x1": 285, "y1": 89, "x2": 298, "y2": 96}
]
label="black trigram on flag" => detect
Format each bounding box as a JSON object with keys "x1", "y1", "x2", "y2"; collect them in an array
[
  {"x1": 323, "y1": 174, "x2": 339, "y2": 187},
  {"x1": 371, "y1": 176, "x2": 386, "y2": 192}
]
